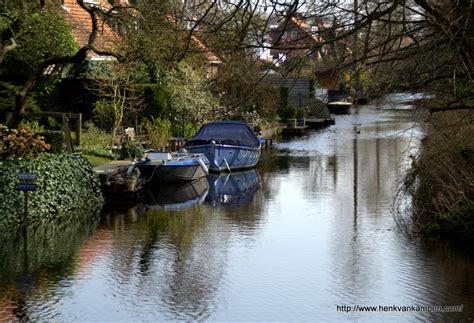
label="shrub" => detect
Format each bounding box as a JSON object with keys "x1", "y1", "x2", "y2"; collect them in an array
[
  {"x1": 76, "y1": 122, "x2": 115, "y2": 159},
  {"x1": 0, "y1": 124, "x2": 50, "y2": 160},
  {"x1": 38, "y1": 131, "x2": 64, "y2": 154},
  {"x1": 396, "y1": 110, "x2": 474, "y2": 241},
  {"x1": 81, "y1": 121, "x2": 113, "y2": 148},
  {"x1": 139, "y1": 83, "x2": 173, "y2": 119},
  {"x1": 279, "y1": 105, "x2": 296, "y2": 120},
  {"x1": 0, "y1": 154, "x2": 104, "y2": 227},
  {"x1": 296, "y1": 108, "x2": 306, "y2": 119},
  {"x1": 142, "y1": 117, "x2": 172, "y2": 150},
  {"x1": 120, "y1": 140, "x2": 143, "y2": 160}
]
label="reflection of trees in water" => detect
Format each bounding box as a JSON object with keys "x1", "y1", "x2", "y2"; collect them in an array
[
  {"x1": 258, "y1": 150, "x2": 291, "y2": 174},
  {"x1": 324, "y1": 109, "x2": 425, "y2": 302},
  {"x1": 256, "y1": 150, "x2": 288, "y2": 209},
  {"x1": 99, "y1": 205, "x2": 229, "y2": 320},
  {"x1": 417, "y1": 241, "x2": 474, "y2": 310},
  {"x1": 0, "y1": 210, "x2": 101, "y2": 320},
  {"x1": 96, "y1": 167, "x2": 268, "y2": 319},
  {"x1": 97, "y1": 170, "x2": 268, "y2": 320},
  {"x1": 154, "y1": 210, "x2": 226, "y2": 320}
]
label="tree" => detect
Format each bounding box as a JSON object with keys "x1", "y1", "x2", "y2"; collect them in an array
[
  {"x1": 1, "y1": 2, "x2": 78, "y2": 124},
  {"x1": 167, "y1": 61, "x2": 219, "y2": 136},
  {"x1": 5, "y1": 0, "x2": 469, "y2": 131},
  {"x1": 210, "y1": 54, "x2": 279, "y2": 124},
  {"x1": 308, "y1": 0, "x2": 473, "y2": 103},
  {"x1": 88, "y1": 61, "x2": 144, "y2": 147},
  {"x1": 1, "y1": 0, "x2": 122, "y2": 129}
]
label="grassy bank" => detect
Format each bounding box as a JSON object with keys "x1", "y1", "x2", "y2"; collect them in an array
[
  {"x1": 83, "y1": 154, "x2": 113, "y2": 167},
  {"x1": 398, "y1": 109, "x2": 474, "y2": 241}
]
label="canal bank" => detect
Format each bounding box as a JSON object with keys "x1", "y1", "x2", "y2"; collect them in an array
[{"x1": 0, "y1": 94, "x2": 473, "y2": 321}]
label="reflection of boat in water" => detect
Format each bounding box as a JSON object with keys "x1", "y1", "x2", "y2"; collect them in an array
[
  {"x1": 144, "y1": 176, "x2": 209, "y2": 209},
  {"x1": 205, "y1": 169, "x2": 260, "y2": 206}
]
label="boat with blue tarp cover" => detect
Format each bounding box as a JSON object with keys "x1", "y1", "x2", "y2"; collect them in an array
[{"x1": 184, "y1": 121, "x2": 261, "y2": 172}]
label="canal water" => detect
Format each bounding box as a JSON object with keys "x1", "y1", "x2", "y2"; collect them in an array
[{"x1": 1, "y1": 94, "x2": 474, "y2": 321}]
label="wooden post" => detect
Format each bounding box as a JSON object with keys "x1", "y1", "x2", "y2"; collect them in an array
[
  {"x1": 62, "y1": 114, "x2": 73, "y2": 153},
  {"x1": 33, "y1": 111, "x2": 82, "y2": 148},
  {"x1": 76, "y1": 113, "x2": 82, "y2": 146}
]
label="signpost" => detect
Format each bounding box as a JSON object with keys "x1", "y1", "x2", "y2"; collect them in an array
[{"x1": 16, "y1": 172, "x2": 37, "y2": 225}]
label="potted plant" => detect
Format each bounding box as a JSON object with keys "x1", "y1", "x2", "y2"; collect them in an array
[
  {"x1": 281, "y1": 105, "x2": 296, "y2": 128},
  {"x1": 296, "y1": 108, "x2": 306, "y2": 127}
]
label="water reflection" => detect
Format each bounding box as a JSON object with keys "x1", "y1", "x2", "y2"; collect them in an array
[
  {"x1": 0, "y1": 212, "x2": 100, "y2": 321},
  {"x1": 92, "y1": 202, "x2": 231, "y2": 321},
  {"x1": 205, "y1": 170, "x2": 260, "y2": 206},
  {"x1": 144, "y1": 176, "x2": 209, "y2": 209}
]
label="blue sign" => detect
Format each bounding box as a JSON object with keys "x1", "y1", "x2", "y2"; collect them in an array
[
  {"x1": 16, "y1": 183, "x2": 37, "y2": 191},
  {"x1": 17, "y1": 173, "x2": 37, "y2": 181}
]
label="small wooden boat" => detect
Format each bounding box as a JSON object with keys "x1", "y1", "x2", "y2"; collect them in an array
[
  {"x1": 136, "y1": 150, "x2": 210, "y2": 183},
  {"x1": 184, "y1": 121, "x2": 261, "y2": 172}
]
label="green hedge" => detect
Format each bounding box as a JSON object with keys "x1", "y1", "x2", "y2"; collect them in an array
[{"x1": 0, "y1": 154, "x2": 104, "y2": 227}]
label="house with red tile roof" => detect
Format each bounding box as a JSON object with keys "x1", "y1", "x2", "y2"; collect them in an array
[
  {"x1": 270, "y1": 15, "x2": 328, "y2": 62},
  {"x1": 60, "y1": 0, "x2": 221, "y2": 76},
  {"x1": 269, "y1": 14, "x2": 353, "y2": 91},
  {"x1": 61, "y1": 0, "x2": 122, "y2": 58}
]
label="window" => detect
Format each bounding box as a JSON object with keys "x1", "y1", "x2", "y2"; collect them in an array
[{"x1": 83, "y1": 0, "x2": 100, "y2": 7}]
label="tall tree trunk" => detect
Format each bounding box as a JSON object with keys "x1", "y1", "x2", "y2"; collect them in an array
[
  {"x1": 0, "y1": 38, "x2": 17, "y2": 64},
  {"x1": 7, "y1": 74, "x2": 39, "y2": 129}
]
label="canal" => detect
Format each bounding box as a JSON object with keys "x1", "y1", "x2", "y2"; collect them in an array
[{"x1": 1, "y1": 93, "x2": 473, "y2": 321}]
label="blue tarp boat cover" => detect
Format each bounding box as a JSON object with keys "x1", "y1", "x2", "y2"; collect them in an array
[{"x1": 186, "y1": 121, "x2": 260, "y2": 148}]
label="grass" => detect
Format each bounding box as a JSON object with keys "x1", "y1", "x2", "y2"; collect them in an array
[{"x1": 83, "y1": 154, "x2": 113, "y2": 167}]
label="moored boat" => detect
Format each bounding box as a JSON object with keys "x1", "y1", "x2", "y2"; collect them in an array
[
  {"x1": 184, "y1": 121, "x2": 261, "y2": 172},
  {"x1": 136, "y1": 150, "x2": 209, "y2": 183},
  {"x1": 327, "y1": 89, "x2": 353, "y2": 114},
  {"x1": 327, "y1": 101, "x2": 353, "y2": 114}
]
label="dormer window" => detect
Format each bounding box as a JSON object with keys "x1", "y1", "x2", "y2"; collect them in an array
[
  {"x1": 83, "y1": 0, "x2": 100, "y2": 7},
  {"x1": 61, "y1": 0, "x2": 70, "y2": 11}
]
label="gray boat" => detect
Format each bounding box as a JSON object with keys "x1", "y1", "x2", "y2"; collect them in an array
[{"x1": 136, "y1": 150, "x2": 210, "y2": 183}]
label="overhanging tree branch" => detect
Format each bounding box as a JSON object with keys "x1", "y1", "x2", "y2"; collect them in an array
[{"x1": 7, "y1": 0, "x2": 122, "y2": 129}]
